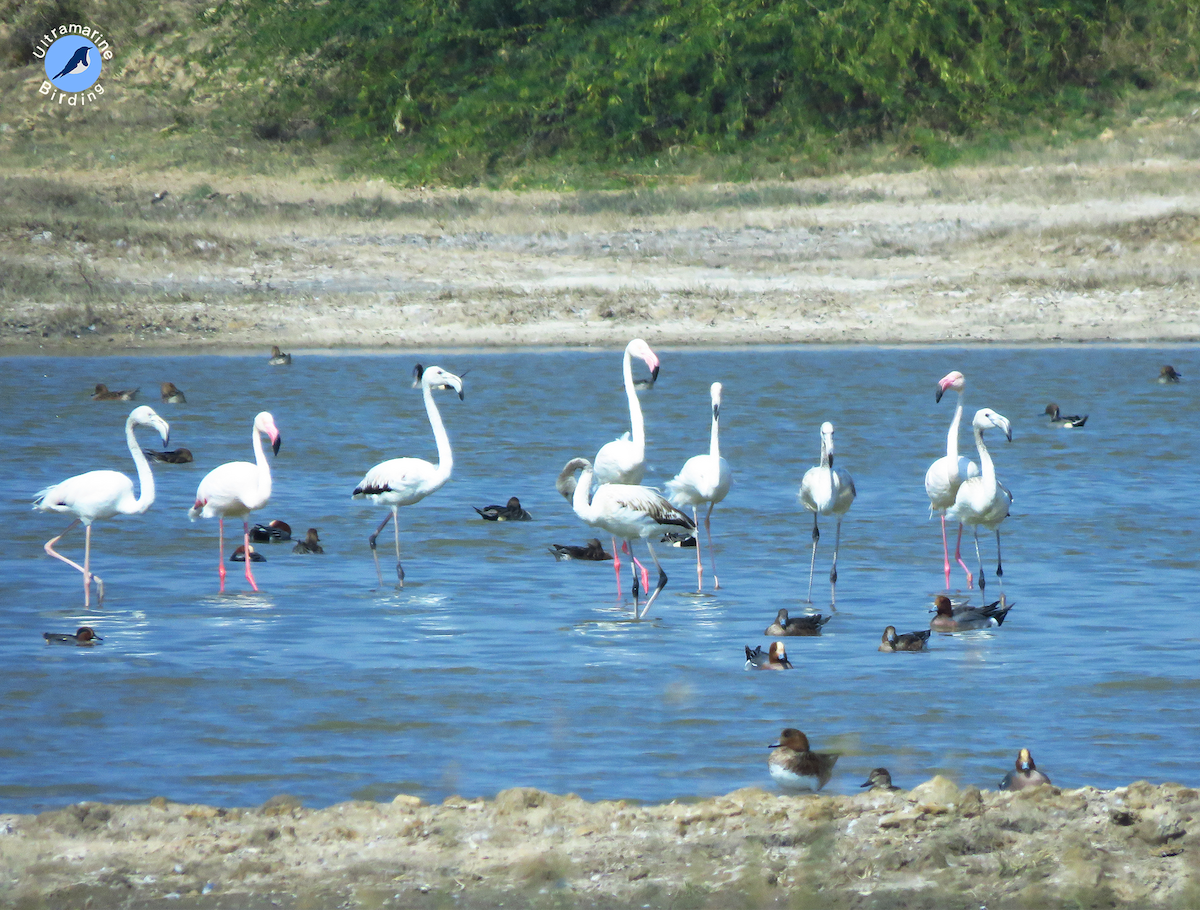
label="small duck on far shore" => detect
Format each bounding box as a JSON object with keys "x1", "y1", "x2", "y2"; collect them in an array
[
  {"x1": 160, "y1": 382, "x2": 186, "y2": 403},
  {"x1": 43, "y1": 626, "x2": 103, "y2": 645},
  {"x1": 269, "y1": 345, "x2": 292, "y2": 365},
  {"x1": 92, "y1": 383, "x2": 138, "y2": 401},
  {"x1": 764, "y1": 608, "x2": 830, "y2": 637},
  {"x1": 768, "y1": 728, "x2": 838, "y2": 791},
  {"x1": 999, "y1": 748, "x2": 1052, "y2": 790},
  {"x1": 860, "y1": 768, "x2": 901, "y2": 791},
  {"x1": 1159, "y1": 365, "x2": 1182, "y2": 383},
  {"x1": 474, "y1": 497, "x2": 532, "y2": 521},
  {"x1": 879, "y1": 626, "x2": 931, "y2": 652},
  {"x1": 1044, "y1": 403, "x2": 1088, "y2": 427},
  {"x1": 293, "y1": 528, "x2": 324, "y2": 554}
]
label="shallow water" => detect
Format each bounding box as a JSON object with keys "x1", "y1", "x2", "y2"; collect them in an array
[{"x1": 1, "y1": 346, "x2": 1196, "y2": 812}]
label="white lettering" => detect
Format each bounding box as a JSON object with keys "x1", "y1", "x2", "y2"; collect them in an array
[
  {"x1": 102, "y1": 49, "x2": 112, "y2": 60},
  {"x1": 95, "y1": 83, "x2": 104, "y2": 94},
  {"x1": 38, "y1": 80, "x2": 51, "y2": 94},
  {"x1": 33, "y1": 47, "x2": 45, "y2": 58},
  {"x1": 67, "y1": 23, "x2": 82, "y2": 33},
  {"x1": 68, "y1": 94, "x2": 77, "y2": 105}
]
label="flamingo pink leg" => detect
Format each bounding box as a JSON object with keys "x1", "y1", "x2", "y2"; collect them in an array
[
  {"x1": 217, "y1": 518, "x2": 227, "y2": 592},
  {"x1": 954, "y1": 523, "x2": 973, "y2": 589},
  {"x1": 44, "y1": 518, "x2": 105, "y2": 608},
  {"x1": 629, "y1": 551, "x2": 650, "y2": 599},
  {"x1": 704, "y1": 503, "x2": 718, "y2": 590},
  {"x1": 369, "y1": 508, "x2": 404, "y2": 586},
  {"x1": 692, "y1": 506, "x2": 704, "y2": 593},
  {"x1": 612, "y1": 537, "x2": 623, "y2": 596},
  {"x1": 242, "y1": 520, "x2": 259, "y2": 591},
  {"x1": 940, "y1": 515, "x2": 952, "y2": 590}
]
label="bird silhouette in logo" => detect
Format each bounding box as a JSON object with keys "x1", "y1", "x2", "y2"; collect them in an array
[{"x1": 53, "y1": 45, "x2": 92, "y2": 79}]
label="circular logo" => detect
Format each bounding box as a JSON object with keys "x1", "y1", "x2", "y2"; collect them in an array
[{"x1": 44, "y1": 36, "x2": 101, "y2": 92}]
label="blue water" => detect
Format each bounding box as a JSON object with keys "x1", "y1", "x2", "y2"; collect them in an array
[{"x1": 1, "y1": 346, "x2": 1196, "y2": 813}]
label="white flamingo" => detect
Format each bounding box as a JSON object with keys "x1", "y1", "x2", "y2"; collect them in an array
[
  {"x1": 666, "y1": 382, "x2": 732, "y2": 591},
  {"x1": 33, "y1": 405, "x2": 170, "y2": 607},
  {"x1": 925, "y1": 370, "x2": 980, "y2": 589},
  {"x1": 946, "y1": 408, "x2": 1013, "y2": 598},
  {"x1": 798, "y1": 422, "x2": 856, "y2": 605},
  {"x1": 188, "y1": 411, "x2": 282, "y2": 593},
  {"x1": 561, "y1": 457, "x2": 694, "y2": 618},
  {"x1": 352, "y1": 365, "x2": 463, "y2": 586}
]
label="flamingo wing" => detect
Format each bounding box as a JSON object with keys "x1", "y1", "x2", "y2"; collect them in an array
[
  {"x1": 594, "y1": 435, "x2": 644, "y2": 485},
  {"x1": 353, "y1": 457, "x2": 443, "y2": 506},
  {"x1": 190, "y1": 461, "x2": 263, "y2": 518},
  {"x1": 33, "y1": 470, "x2": 135, "y2": 522}
]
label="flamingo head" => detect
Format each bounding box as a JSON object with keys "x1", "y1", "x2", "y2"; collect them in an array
[
  {"x1": 935, "y1": 370, "x2": 965, "y2": 403},
  {"x1": 130, "y1": 405, "x2": 170, "y2": 447},
  {"x1": 933, "y1": 595, "x2": 954, "y2": 617},
  {"x1": 555, "y1": 457, "x2": 591, "y2": 501},
  {"x1": 254, "y1": 411, "x2": 282, "y2": 455},
  {"x1": 1016, "y1": 748, "x2": 1036, "y2": 772},
  {"x1": 628, "y1": 338, "x2": 660, "y2": 384},
  {"x1": 819, "y1": 421, "x2": 836, "y2": 459},
  {"x1": 710, "y1": 381, "x2": 723, "y2": 420},
  {"x1": 771, "y1": 728, "x2": 809, "y2": 750},
  {"x1": 419, "y1": 365, "x2": 465, "y2": 400},
  {"x1": 974, "y1": 408, "x2": 1012, "y2": 442}
]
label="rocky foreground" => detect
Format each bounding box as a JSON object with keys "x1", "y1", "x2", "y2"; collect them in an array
[{"x1": 2, "y1": 778, "x2": 1198, "y2": 909}]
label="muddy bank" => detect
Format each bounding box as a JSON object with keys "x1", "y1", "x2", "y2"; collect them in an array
[{"x1": 2, "y1": 778, "x2": 1197, "y2": 908}]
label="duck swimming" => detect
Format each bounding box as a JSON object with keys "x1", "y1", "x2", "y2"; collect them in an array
[
  {"x1": 879, "y1": 626, "x2": 932, "y2": 652},
  {"x1": 250, "y1": 520, "x2": 292, "y2": 542},
  {"x1": 143, "y1": 447, "x2": 194, "y2": 464},
  {"x1": 860, "y1": 768, "x2": 901, "y2": 791},
  {"x1": 929, "y1": 594, "x2": 1012, "y2": 631},
  {"x1": 660, "y1": 530, "x2": 697, "y2": 548},
  {"x1": 292, "y1": 528, "x2": 324, "y2": 554},
  {"x1": 548, "y1": 538, "x2": 612, "y2": 561},
  {"x1": 92, "y1": 383, "x2": 138, "y2": 401},
  {"x1": 474, "y1": 497, "x2": 532, "y2": 521},
  {"x1": 160, "y1": 382, "x2": 186, "y2": 404},
  {"x1": 231, "y1": 544, "x2": 266, "y2": 563},
  {"x1": 764, "y1": 608, "x2": 831, "y2": 637},
  {"x1": 745, "y1": 640, "x2": 793, "y2": 670},
  {"x1": 999, "y1": 748, "x2": 1052, "y2": 790},
  {"x1": 1044, "y1": 403, "x2": 1088, "y2": 427},
  {"x1": 768, "y1": 728, "x2": 838, "y2": 791},
  {"x1": 43, "y1": 626, "x2": 103, "y2": 645},
  {"x1": 269, "y1": 345, "x2": 292, "y2": 365},
  {"x1": 1159, "y1": 365, "x2": 1181, "y2": 383}
]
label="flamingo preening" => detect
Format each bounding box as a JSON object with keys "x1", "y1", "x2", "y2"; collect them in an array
[
  {"x1": 352, "y1": 365, "x2": 463, "y2": 586},
  {"x1": 925, "y1": 370, "x2": 980, "y2": 589},
  {"x1": 666, "y1": 381, "x2": 732, "y2": 592},
  {"x1": 798, "y1": 422, "x2": 856, "y2": 605},
  {"x1": 945, "y1": 408, "x2": 1013, "y2": 598},
  {"x1": 188, "y1": 411, "x2": 282, "y2": 593},
  {"x1": 560, "y1": 457, "x2": 694, "y2": 619},
  {"x1": 33, "y1": 405, "x2": 170, "y2": 607}
]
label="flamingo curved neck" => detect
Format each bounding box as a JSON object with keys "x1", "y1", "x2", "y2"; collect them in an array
[
  {"x1": 974, "y1": 425, "x2": 996, "y2": 492},
  {"x1": 820, "y1": 437, "x2": 832, "y2": 469},
  {"x1": 709, "y1": 411, "x2": 720, "y2": 460},
  {"x1": 572, "y1": 463, "x2": 597, "y2": 522},
  {"x1": 250, "y1": 421, "x2": 273, "y2": 505},
  {"x1": 622, "y1": 347, "x2": 646, "y2": 453},
  {"x1": 946, "y1": 390, "x2": 964, "y2": 465},
  {"x1": 423, "y1": 381, "x2": 453, "y2": 482},
  {"x1": 124, "y1": 416, "x2": 157, "y2": 514}
]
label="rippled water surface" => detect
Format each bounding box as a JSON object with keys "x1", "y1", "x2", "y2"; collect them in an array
[{"x1": 1, "y1": 346, "x2": 1197, "y2": 813}]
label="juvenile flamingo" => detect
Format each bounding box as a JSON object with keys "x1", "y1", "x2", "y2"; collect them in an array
[
  {"x1": 560, "y1": 457, "x2": 694, "y2": 619},
  {"x1": 798, "y1": 422, "x2": 856, "y2": 605},
  {"x1": 666, "y1": 382, "x2": 732, "y2": 591},
  {"x1": 33, "y1": 405, "x2": 170, "y2": 607},
  {"x1": 352, "y1": 365, "x2": 463, "y2": 586},
  {"x1": 925, "y1": 370, "x2": 979, "y2": 589},
  {"x1": 946, "y1": 408, "x2": 1013, "y2": 598},
  {"x1": 188, "y1": 411, "x2": 281, "y2": 593}
]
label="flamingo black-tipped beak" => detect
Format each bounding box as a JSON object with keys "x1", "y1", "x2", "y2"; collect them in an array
[
  {"x1": 272, "y1": 435, "x2": 282, "y2": 455},
  {"x1": 713, "y1": 403, "x2": 720, "y2": 421},
  {"x1": 935, "y1": 387, "x2": 945, "y2": 403},
  {"x1": 1004, "y1": 427, "x2": 1012, "y2": 442},
  {"x1": 650, "y1": 365, "x2": 660, "y2": 383},
  {"x1": 458, "y1": 387, "x2": 465, "y2": 401}
]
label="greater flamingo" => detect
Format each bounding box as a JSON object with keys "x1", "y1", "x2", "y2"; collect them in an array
[
  {"x1": 666, "y1": 381, "x2": 732, "y2": 592},
  {"x1": 560, "y1": 457, "x2": 694, "y2": 619},
  {"x1": 592, "y1": 339, "x2": 661, "y2": 596},
  {"x1": 945, "y1": 408, "x2": 1013, "y2": 598},
  {"x1": 798, "y1": 421, "x2": 856, "y2": 605},
  {"x1": 352, "y1": 365, "x2": 463, "y2": 586},
  {"x1": 188, "y1": 411, "x2": 281, "y2": 593},
  {"x1": 925, "y1": 370, "x2": 980, "y2": 589},
  {"x1": 33, "y1": 405, "x2": 170, "y2": 607}
]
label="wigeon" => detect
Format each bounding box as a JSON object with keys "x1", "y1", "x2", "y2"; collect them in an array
[
  {"x1": 860, "y1": 768, "x2": 901, "y2": 791},
  {"x1": 930, "y1": 594, "x2": 1012, "y2": 632},
  {"x1": 764, "y1": 608, "x2": 831, "y2": 637},
  {"x1": 474, "y1": 497, "x2": 532, "y2": 521},
  {"x1": 1044, "y1": 403, "x2": 1088, "y2": 427},
  {"x1": 745, "y1": 641, "x2": 793, "y2": 670},
  {"x1": 661, "y1": 530, "x2": 697, "y2": 548},
  {"x1": 548, "y1": 539, "x2": 612, "y2": 561},
  {"x1": 999, "y1": 748, "x2": 1052, "y2": 790},
  {"x1": 269, "y1": 345, "x2": 292, "y2": 365},
  {"x1": 43, "y1": 626, "x2": 103, "y2": 645},
  {"x1": 92, "y1": 383, "x2": 138, "y2": 401},
  {"x1": 879, "y1": 626, "x2": 932, "y2": 652},
  {"x1": 143, "y1": 447, "x2": 193, "y2": 464},
  {"x1": 292, "y1": 528, "x2": 324, "y2": 554},
  {"x1": 160, "y1": 382, "x2": 186, "y2": 404},
  {"x1": 1158, "y1": 365, "x2": 1181, "y2": 383},
  {"x1": 231, "y1": 544, "x2": 266, "y2": 563},
  {"x1": 250, "y1": 520, "x2": 292, "y2": 542},
  {"x1": 768, "y1": 728, "x2": 838, "y2": 791}
]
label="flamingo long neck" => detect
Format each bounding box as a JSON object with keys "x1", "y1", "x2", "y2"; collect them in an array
[
  {"x1": 252, "y1": 422, "x2": 273, "y2": 504},
  {"x1": 424, "y1": 381, "x2": 453, "y2": 482},
  {"x1": 820, "y1": 436, "x2": 833, "y2": 469},
  {"x1": 974, "y1": 424, "x2": 996, "y2": 493},
  {"x1": 623, "y1": 347, "x2": 646, "y2": 455},
  {"x1": 946, "y1": 389, "x2": 964, "y2": 465},
  {"x1": 709, "y1": 410, "x2": 720, "y2": 461},
  {"x1": 123, "y1": 416, "x2": 157, "y2": 515},
  {"x1": 572, "y1": 463, "x2": 597, "y2": 522}
]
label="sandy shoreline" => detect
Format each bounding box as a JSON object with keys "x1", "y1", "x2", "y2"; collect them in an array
[
  {"x1": 3, "y1": 158, "x2": 1200, "y2": 353},
  {"x1": 2, "y1": 779, "x2": 1197, "y2": 908}
]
